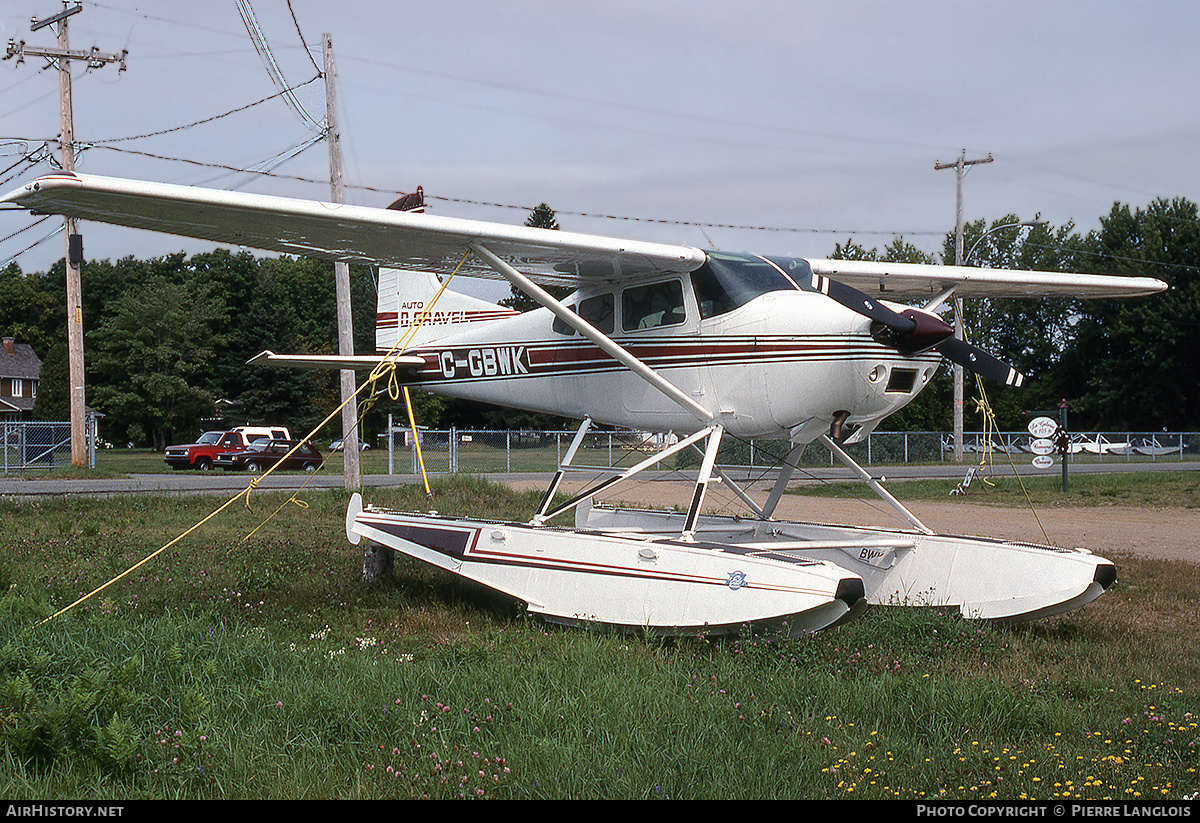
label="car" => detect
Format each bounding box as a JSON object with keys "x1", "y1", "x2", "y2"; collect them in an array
[
  {"x1": 164, "y1": 430, "x2": 250, "y2": 470},
  {"x1": 329, "y1": 438, "x2": 370, "y2": 451},
  {"x1": 214, "y1": 439, "x2": 322, "y2": 473},
  {"x1": 231, "y1": 425, "x2": 292, "y2": 441},
  {"x1": 164, "y1": 426, "x2": 294, "y2": 470}
]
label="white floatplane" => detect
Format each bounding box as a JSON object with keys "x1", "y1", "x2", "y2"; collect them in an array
[{"x1": 1, "y1": 173, "x2": 1167, "y2": 633}]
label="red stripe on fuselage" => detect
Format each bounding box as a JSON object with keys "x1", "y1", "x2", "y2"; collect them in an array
[{"x1": 387, "y1": 336, "x2": 936, "y2": 383}]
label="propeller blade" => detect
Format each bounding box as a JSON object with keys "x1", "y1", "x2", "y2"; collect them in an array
[
  {"x1": 811, "y1": 273, "x2": 915, "y2": 333},
  {"x1": 812, "y1": 272, "x2": 1025, "y2": 387},
  {"x1": 935, "y1": 336, "x2": 1026, "y2": 387}
]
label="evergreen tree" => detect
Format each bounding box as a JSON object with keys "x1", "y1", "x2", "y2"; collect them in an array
[
  {"x1": 500, "y1": 203, "x2": 571, "y2": 312},
  {"x1": 30, "y1": 340, "x2": 68, "y2": 421}
]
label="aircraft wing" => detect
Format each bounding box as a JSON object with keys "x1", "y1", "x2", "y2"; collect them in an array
[
  {"x1": 805, "y1": 258, "x2": 1166, "y2": 300},
  {"x1": 2, "y1": 172, "x2": 1167, "y2": 299},
  {"x1": 0, "y1": 172, "x2": 706, "y2": 286}
]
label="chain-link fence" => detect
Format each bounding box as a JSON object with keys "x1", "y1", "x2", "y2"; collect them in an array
[
  {"x1": 1, "y1": 421, "x2": 72, "y2": 472},
  {"x1": 0, "y1": 414, "x2": 104, "y2": 472},
  {"x1": 377, "y1": 427, "x2": 1200, "y2": 476}
]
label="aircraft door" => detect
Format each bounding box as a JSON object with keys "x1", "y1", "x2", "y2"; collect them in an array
[{"x1": 618, "y1": 279, "x2": 705, "y2": 429}]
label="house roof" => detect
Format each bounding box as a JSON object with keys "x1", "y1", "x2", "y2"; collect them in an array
[
  {"x1": 0, "y1": 396, "x2": 33, "y2": 413},
  {"x1": 0, "y1": 341, "x2": 42, "y2": 380}
]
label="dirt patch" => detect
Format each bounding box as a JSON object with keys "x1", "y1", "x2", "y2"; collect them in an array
[{"x1": 509, "y1": 476, "x2": 1200, "y2": 566}]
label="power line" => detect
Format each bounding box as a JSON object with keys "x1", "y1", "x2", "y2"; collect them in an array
[
  {"x1": 286, "y1": 0, "x2": 321, "y2": 75},
  {"x1": 236, "y1": 0, "x2": 322, "y2": 132},
  {"x1": 0, "y1": 220, "x2": 60, "y2": 268},
  {"x1": 87, "y1": 75, "x2": 322, "y2": 144},
  {"x1": 73, "y1": 140, "x2": 950, "y2": 239}
]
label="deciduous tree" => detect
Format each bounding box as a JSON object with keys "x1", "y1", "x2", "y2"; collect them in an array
[{"x1": 89, "y1": 276, "x2": 227, "y2": 449}]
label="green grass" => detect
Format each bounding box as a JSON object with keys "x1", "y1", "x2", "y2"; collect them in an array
[{"x1": 0, "y1": 477, "x2": 1196, "y2": 799}]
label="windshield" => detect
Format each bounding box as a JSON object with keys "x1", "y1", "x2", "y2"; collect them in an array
[
  {"x1": 690, "y1": 252, "x2": 803, "y2": 319},
  {"x1": 196, "y1": 431, "x2": 223, "y2": 445}
]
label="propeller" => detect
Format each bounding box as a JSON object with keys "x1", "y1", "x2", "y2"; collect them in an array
[{"x1": 811, "y1": 273, "x2": 1025, "y2": 387}]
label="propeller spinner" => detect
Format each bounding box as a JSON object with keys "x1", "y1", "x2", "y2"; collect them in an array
[{"x1": 811, "y1": 274, "x2": 1025, "y2": 388}]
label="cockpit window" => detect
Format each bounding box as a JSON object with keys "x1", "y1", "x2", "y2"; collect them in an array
[
  {"x1": 690, "y1": 252, "x2": 804, "y2": 319},
  {"x1": 622, "y1": 280, "x2": 686, "y2": 331},
  {"x1": 762, "y1": 256, "x2": 816, "y2": 290}
]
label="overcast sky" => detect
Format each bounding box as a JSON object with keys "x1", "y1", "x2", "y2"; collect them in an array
[{"x1": 2, "y1": 0, "x2": 1198, "y2": 298}]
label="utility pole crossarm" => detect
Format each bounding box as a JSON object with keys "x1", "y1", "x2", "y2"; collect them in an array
[{"x1": 5, "y1": 40, "x2": 127, "y2": 70}]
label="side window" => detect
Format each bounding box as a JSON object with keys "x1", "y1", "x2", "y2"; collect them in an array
[
  {"x1": 622, "y1": 280, "x2": 685, "y2": 332},
  {"x1": 552, "y1": 304, "x2": 576, "y2": 336},
  {"x1": 578, "y1": 293, "x2": 614, "y2": 334},
  {"x1": 550, "y1": 293, "x2": 614, "y2": 335}
]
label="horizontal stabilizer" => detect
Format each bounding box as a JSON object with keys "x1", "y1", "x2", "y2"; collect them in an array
[{"x1": 248, "y1": 350, "x2": 425, "y2": 370}]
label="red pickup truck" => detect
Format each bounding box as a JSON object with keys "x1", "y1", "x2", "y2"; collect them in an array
[{"x1": 163, "y1": 426, "x2": 291, "y2": 470}]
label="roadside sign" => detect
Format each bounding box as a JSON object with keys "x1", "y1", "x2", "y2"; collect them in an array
[
  {"x1": 1028, "y1": 438, "x2": 1056, "y2": 455},
  {"x1": 1027, "y1": 416, "x2": 1058, "y2": 438},
  {"x1": 1031, "y1": 455, "x2": 1055, "y2": 469}
]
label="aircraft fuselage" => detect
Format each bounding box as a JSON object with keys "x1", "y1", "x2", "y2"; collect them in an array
[{"x1": 386, "y1": 264, "x2": 941, "y2": 439}]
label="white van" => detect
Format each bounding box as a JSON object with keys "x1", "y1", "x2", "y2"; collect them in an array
[{"x1": 231, "y1": 425, "x2": 292, "y2": 442}]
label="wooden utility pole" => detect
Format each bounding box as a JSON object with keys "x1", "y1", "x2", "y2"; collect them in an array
[
  {"x1": 323, "y1": 33, "x2": 361, "y2": 489},
  {"x1": 5, "y1": 3, "x2": 126, "y2": 468},
  {"x1": 935, "y1": 149, "x2": 992, "y2": 465}
]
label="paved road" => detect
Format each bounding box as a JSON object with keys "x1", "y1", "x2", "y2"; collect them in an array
[{"x1": 0, "y1": 458, "x2": 1196, "y2": 497}]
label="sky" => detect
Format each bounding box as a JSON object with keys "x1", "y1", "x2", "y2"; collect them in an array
[{"x1": 2, "y1": 0, "x2": 1198, "y2": 302}]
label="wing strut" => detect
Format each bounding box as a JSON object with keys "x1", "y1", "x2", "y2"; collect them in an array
[
  {"x1": 537, "y1": 427, "x2": 716, "y2": 525},
  {"x1": 762, "y1": 442, "x2": 807, "y2": 520},
  {"x1": 682, "y1": 425, "x2": 725, "y2": 540},
  {"x1": 531, "y1": 417, "x2": 594, "y2": 525},
  {"x1": 469, "y1": 242, "x2": 715, "y2": 425},
  {"x1": 819, "y1": 434, "x2": 933, "y2": 535}
]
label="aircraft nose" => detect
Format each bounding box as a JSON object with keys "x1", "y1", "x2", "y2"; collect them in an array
[{"x1": 871, "y1": 309, "x2": 954, "y2": 354}]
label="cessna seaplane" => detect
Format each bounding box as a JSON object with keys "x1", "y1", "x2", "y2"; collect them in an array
[{"x1": 2, "y1": 172, "x2": 1167, "y2": 636}]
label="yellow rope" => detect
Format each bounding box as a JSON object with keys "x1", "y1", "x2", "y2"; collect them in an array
[
  {"x1": 972, "y1": 390, "x2": 999, "y2": 487},
  {"x1": 951, "y1": 318, "x2": 1052, "y2": 545},
  {"x1": 42, "y1": 369, "x2": 385, "y2": 625},
  {"x1": 971, "y1": 371, "x2": 1052, "y2": 545},
  {"x1": 239, "y1": 254, "x2": 468, "y2": 528},
  {"x1": 42, "y1": 255, "x2": 472, "y2": 625},
  {"x1": 403, "y1": 385, "x2": 433, "y2": 498}
]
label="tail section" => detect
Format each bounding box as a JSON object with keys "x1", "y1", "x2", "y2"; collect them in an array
[{"x1": 376, "y1": 268, "x2": 519, "y2": 353}]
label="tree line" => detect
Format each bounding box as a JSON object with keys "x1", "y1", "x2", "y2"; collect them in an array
[
  {"x1": 831, "y1": 198, "x2": 1200, "y2": 434},
  {"x1": 1, "y1": 197, "x2": 1195, "y2": 447}
]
